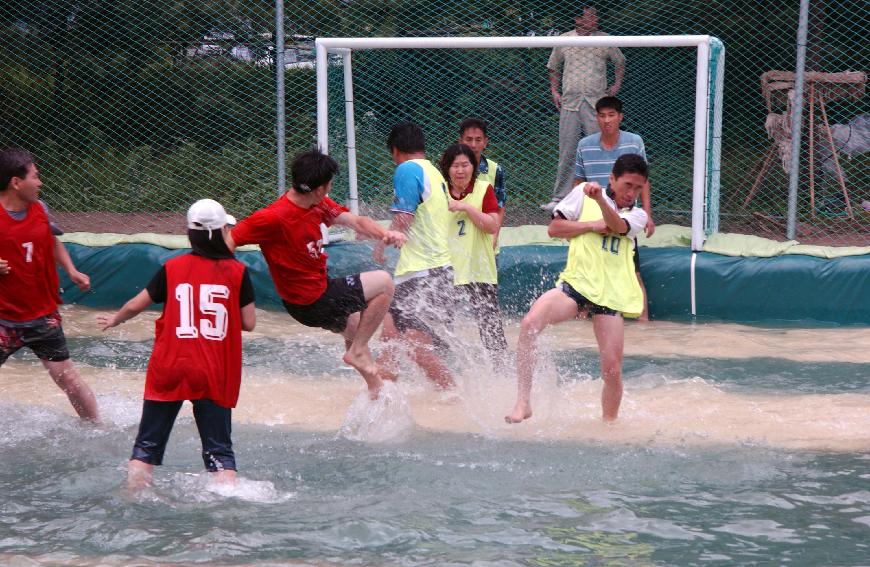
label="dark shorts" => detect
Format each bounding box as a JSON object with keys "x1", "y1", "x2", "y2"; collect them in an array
[
  {"x1": 389, "y1": 266, "x2": 456, "y2": 351},
  {"x1": 560, "y1": 282, "x2": 620, "y2": 317},
  {"x1": 0, "y1": 312, "x2": 70, "y2": 365},
  {"x1": 633, "y1": 240, "x2": 641, "y2": 272},
  {"x1": 131, "y1": 398, "x2": 236, "y2": 472},
  {"x1": 283, "y1": 274, "x2": 367, "y2": 334}
]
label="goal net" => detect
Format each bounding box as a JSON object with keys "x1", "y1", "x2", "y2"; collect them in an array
[{"x1": 315, "y1": 36, "x2": 723, "y2": 249}]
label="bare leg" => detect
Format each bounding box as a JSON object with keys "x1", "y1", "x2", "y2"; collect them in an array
[
  {"x1": 127, "y1": 459, "x2": 153, "y2": 491},
  {"x1": 342, "y1": 313, "x2": 357, "y2": 351},
  {"x1": 43, "y1": 359, "x2": 99, "y2": 422},
  {"x1": 592, "y1": 313, "x2": 626, "y2": 421},
  {"x1": 376, "y1": 313, "x2": 401, "y2": 383},
  {"x1": 404, "y1": 328, "x2": 455, "y2": 390},
  {"x1": 506, "y1": 288, "x2": 578, "y2": 424},
  {"x1": 342, "y1": 271, "x2": 394, "y2": 397},
  {"x1": 506, "y1": 316, "x2": 537, "y2": 423}
]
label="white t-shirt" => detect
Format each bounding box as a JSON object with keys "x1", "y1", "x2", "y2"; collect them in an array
[{"x1": 553, "y1": 183, "x2": 647, "y2": 239}]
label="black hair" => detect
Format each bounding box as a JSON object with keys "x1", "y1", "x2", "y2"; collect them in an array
[
  {"x1": 439, "y1": 143, "x2": 479, "y2": 188},
  {"x1": 595, "y1": 96, "x2": 623, "y2": 114},
  {"x1": 188, "y1": 228, "x2": 234, "y2": 260},
  {"x1": 290, "y1": 149, "x2": 339, "y2": 193},
  {"x1": 458, "y1": 117, "x2": 488, "y2": 138},
  {"x1": 0, "y1": 148, "x2": 35, "y2": 192},
  {"x1": 612, "y1": 153, "x2": 649, "y2": 180},
  {"x1": 386, "y1": 122, "x2": 426, "y2": 153}
]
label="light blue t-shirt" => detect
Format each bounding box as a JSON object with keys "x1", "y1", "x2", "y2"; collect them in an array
[
  {"x1": 391, "y1": 160, "x2": 429, "y2": 214},
  {"x1": 389, "y1": 159, "x2": 451, "y2": 276},
  {"x1": 574, "y1": 130, "x2": 646, "y2": 186}
]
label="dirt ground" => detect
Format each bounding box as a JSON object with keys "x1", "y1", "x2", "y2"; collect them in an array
[{"x1": 56, "y1": 212, "x2": 188, "y2": 235}]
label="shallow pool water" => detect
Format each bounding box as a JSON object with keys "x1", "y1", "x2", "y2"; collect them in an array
[{"x1": 1, "y1": 307, "x2": 868, "y2": 566}]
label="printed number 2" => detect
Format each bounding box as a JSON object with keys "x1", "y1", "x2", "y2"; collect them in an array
[
  {"x1": 600, "y1": 235, "x2": 620, "y2": 255},
  {"x1": 456, "y1": 219, "x2": 466, "y2": 236},
  {"x1": 22, "y1": 242, "x2": 33, "y2": 262},
  {"x1": 175, "y1": 283, "x2": 229, "y2": 341}
]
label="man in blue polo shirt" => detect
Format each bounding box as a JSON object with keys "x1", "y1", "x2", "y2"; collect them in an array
[{"x1": 573, "y1": 96, "x2": 654, "y2": 320}]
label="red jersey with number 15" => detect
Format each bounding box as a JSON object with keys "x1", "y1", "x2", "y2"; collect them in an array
[
  {"x1": 231, "y1": 194, "x2": 347, "y2": 305},
  {"x1": 145, "y1": 254, "x2": 246, "y2": 408},
  {"x1": 0, "y1": 202, "x2": 61, "y2": 321}
]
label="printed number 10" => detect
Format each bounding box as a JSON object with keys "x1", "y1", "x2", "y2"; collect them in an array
[{"x1": 601, "y1": 235, "x2": 620, "y2": 255}]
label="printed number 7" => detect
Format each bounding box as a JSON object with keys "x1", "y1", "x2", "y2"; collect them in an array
[{"x1": 22, "y1": 242, "x2": 33, "y2": 262}]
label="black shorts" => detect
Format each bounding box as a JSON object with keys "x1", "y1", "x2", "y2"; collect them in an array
[
  {"x1": 131, "y1": 398, "x2": 236, "y2": 472},
  {"x1": 0, "y1": 312, "x2": 70, "y2": 365},
  {"x1": 560, "y1": 282, "x2": 620, "y2": 317},
  {"x1": 389, "y1": 266, "x2": 456, "y2": 351},
  {"x1": 283, "y1": 274, "x2": 367, "y2": 333}
]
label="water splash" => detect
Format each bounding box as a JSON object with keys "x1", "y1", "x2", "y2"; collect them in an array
[
  {"x1": 338, "y1": 381, "x2": 415, "y2": 443},
  {"x1": 95, "y1": 394, "x2": 143, "y2": 429},
  {"x1": 129, "y1": 473, "x2": 296, "y2": 504}
]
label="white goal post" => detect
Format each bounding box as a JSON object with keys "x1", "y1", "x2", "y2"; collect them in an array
[{"x1": 315, "y1": 35, "x2": 723, "y2": 250}]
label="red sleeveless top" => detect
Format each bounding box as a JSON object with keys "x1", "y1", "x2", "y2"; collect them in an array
[
  {"x1": 0, "y1": 202, "x2": 61, "y2": 321},
  {"x1": 145, "y1": 254, "x2": 246, "y2": 408}
]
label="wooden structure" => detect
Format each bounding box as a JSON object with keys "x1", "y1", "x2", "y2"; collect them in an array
[{"x1": 745, "y1": 70, "x2": 866, "y2": 218}]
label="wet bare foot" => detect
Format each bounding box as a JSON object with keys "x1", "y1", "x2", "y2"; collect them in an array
[
  {"x1": 367, "y1": 383, "x2": 382, "y2": 400},
  {"x1": 344, "y1": 347, "x2": 377, "y2": 376},
  {"x1": 211, "y1": 470, "x2": 237, "y2": 485},
  {"x1": 343, "y1": 348, "x2": 384, "y2": 398},
  {"x1": 504, "y1": 403, "x2": 533, "y2": 424},
  {"x1": 126, "y1": 461, "x2": 153, "y2": 492}
]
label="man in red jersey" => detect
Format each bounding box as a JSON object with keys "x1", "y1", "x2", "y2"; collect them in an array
[
  {"x1": 0, "y1": 148, "x2": 99, "y2": 422},
  {"x1": 97, "y1": 199, "x2": 256, "y2": 490},
  {"x1": 227, "y1": 149, "x2": 406, "y2": 399}
]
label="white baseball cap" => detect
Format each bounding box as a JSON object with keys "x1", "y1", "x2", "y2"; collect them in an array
[{"x1": 187, "y1": 199, "x2": 237, "y2": 231}]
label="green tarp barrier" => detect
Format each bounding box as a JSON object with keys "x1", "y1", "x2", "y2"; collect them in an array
[{"x1": 61, "y1": 240, "x2": 870, "y2": 325}]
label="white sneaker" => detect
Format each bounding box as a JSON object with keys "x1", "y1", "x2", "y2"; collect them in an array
[{"x1": 540, "y1": 200, "x2": 559, "y2": 212}]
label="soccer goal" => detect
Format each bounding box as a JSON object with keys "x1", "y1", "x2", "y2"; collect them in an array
[{"x1": 315, "y1": 35, "x2": 724, "y2": 250}]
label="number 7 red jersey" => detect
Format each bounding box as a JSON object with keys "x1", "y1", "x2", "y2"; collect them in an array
[
  {"x1": 0, "y1": 203, "x2": 61, "y2": 321},
  {"x1": 145, "y1": 254, "x2": 246, "y2": 408}
]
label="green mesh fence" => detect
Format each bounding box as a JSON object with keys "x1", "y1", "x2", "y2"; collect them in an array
[
  {"x1": 1, "y1": 1, "x2": 867, "y2": 245},
  {"x1": 0, "y1": 0, "x2": 286, "y2": 231},
  {"x1": 323, "y1": 43, "x2": 704, "y2": 229}
]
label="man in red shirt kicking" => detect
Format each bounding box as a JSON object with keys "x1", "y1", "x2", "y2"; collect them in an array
[{"x1": 228, "y1": 149, "x2": 406, "y2": 399}]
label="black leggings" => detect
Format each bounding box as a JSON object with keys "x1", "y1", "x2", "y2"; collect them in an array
[{"x1": 131, "y1": 398, "x2": 235, "y2": 472}]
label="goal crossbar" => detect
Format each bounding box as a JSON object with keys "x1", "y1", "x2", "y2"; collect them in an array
[{"x1": 315, "y1": 35, "x2": 718, "y2": 250}]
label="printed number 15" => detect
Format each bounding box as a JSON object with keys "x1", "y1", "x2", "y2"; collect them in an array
[{"x1": 175, "y1": 283, "x2": 229, "y2": 341}]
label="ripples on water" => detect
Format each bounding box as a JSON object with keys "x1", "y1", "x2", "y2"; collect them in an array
[{"x1": 0, "y1": 309, "x2": 869, "y2": 565}]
